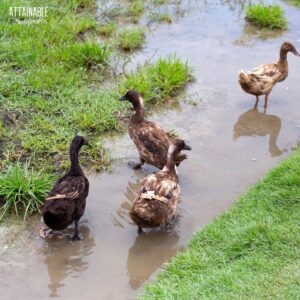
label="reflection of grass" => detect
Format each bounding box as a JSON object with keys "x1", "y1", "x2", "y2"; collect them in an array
[
  {"x1": 285, "y1": 0, "x2": 300, "y2": 7},
  {"x1": 117, "y1": 27, "x2": 145, "y2": 51},
  {"x1": 234, "y1": 23, "x2": 284, "y2": 46},
  {"x1": 245, "y1": 4, "x2": 287, "y2": 29},
  {"x1": 141, "y1": 148, "x2": 300, "y2": 299},
  {"x1": 0, "y1": 161, "x2": 55, "y2": 220}
]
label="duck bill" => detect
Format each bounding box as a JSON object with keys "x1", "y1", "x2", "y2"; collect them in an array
[
  {"x1": 119, "y1": 95, "x2": 127, "y2": 101},
  {"x1": 292, "y1": 48, "x2": 300, "y2": 56},
  {"x1": 183, "y1": 144, "x2": 192, "y2": 151}
]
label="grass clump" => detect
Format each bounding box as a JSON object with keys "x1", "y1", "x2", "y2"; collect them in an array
[
  {"x1": 149, "y1": 12, "x2": 172, "y2": 23},
  {"x1": 121, "y1": 56, "x2": 192, "y2": 102},
  {"x1": 127, "y1": 0, "x2": 144, "y2": 20},
  {"x1": 245, "y1": 4, "x2": 288, "y2": 29},
  {"x1": 141, "y1": 148, "x2": 300, "y2": 299},
  {"x1": 117, "y1": 27, "x2": 145, "y2": 51},
  {"x1": 0, "y1": 161, "x2": 55, "y2": 220},
  {"x1": 97, "y1": 22, "x2": 117, "y2": 37}
]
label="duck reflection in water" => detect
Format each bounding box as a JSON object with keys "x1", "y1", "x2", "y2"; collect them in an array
[
  {"x1": 233, "y1": 107, "x2": 284, "y2": 157},
  {"x1": 126, "y1": 229, "x2": 180, "y2": 290},
  {"x1": 38, "y1": 224, "x2": 95, "y2": 298},
  {"x1": 117, "y1": 180, "x2": 181, "y2": 289}
]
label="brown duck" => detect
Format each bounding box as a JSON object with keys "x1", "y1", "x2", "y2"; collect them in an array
[
  {"x1": 119, "y1": 90, "x2": 188, "y2": 169},
  {"x1": 42, "y1": 136, "x2": 89, "y2": 240},
  {"x1": 239, "y1": 41, "x2": 300, "y2": 108},
  {"x1": 130, "y1": 139, "x2": 191, "y2": 233}
]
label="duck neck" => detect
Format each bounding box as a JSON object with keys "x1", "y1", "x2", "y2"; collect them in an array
[
  {"x1": 163, "y1": 149, "x2": 179, "y2": 180},
  {"x1": 278, "y1": 47, "x2": 289, "y2": 73},
  {"x1": 70, "y1": 145, "x2": 82, "y2": 174},
  {"x1": 131, "y1": 98, "x2": 144, "y2": 123}
]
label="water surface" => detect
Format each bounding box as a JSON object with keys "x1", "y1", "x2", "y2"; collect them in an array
[{"x1": 1, "y1": 1, "x2": 300, "y2": 299}]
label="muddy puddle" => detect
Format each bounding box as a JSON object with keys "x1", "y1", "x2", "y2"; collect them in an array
[{"x1": 1, "y1": 1, "x2": 300, "y2": 299}]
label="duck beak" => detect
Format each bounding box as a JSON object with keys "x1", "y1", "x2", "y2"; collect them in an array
[
  {"x1": 183, "y1": 143, "x2": 192, "y2": 151},
  {"x1": 292, "y1": 48, "x2": 300, "y2": 56},
  {"x1": 119, "y1": 95, "x2": 127, "y2": 101}
]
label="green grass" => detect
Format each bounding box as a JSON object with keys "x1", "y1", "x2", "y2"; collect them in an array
[
  {"x1": 245, "y1": 4, "x2": 288, "y2": 30},
  {"x1": 149, "y1": 12, "x2": 172, "y2": 24},
  {"x1": 0, "y1": 0, "x2": 192, "y2": 218},
  {"x1": 117, "y1": 26, "x2": 145, "y2": 51},
  {"x1": 97, "y1": 22, "x2": 117, "y2": 37},
  {"x1": 127, "y1": 0, "x2": 144, "y2": 22},
  {"x1": 0, "y1": 161, "x2": 55, "y2": 220},
  {"x1": 121, "y1": 56, "x2": 192, "y2": 101},
  {"x1": 141, "y1": 149, "x2": 300, "y2": 299}
]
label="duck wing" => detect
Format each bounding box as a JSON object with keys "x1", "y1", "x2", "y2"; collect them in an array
[
  {"x1": 241, "y1": 63, "x2": 280, "y2": 95},
  {"x1": 48, "y1": 175, "x2": 88, "y2": 200},
  {"x1": 131, "y1": 173, "x2": 180, "y2": 227},
  {"x1": 140, "y1": 173, "x2": 180, "y2": 202},
  {"x1": 137, "y1": 121, "x2": 169, "y2": 153}
]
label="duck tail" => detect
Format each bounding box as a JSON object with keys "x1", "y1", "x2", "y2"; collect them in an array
[
  {"x1": 238, "y1": 70, "x2": 251, "y2": 89},
  {"x1": 42, "y1": 202, "x2": 73, "y2": 231}
]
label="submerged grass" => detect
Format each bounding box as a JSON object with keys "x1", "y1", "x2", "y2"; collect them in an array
[
  {"x1": 0, "y1": 161, "x2": 55, "y2": 220},
  {"x1": 245, "y1": 4, "x2": 288, "y2": 29},
  {"x1": 141, "y1": 148, "x2": 300, "y2": 299}
]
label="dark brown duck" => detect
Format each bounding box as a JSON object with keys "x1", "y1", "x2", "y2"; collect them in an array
[
  {"x1": 119, "y1": 90, "x2": 189, "y2": 169},
  {"x1": 130, "y1": 139, "x2": 191, "y2": 233},
  {"x1": 42, "y1": 136, "x2": 89, "y2": 240}
]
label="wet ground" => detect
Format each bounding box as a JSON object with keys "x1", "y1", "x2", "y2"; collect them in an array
[{"x1": 1, "y1": 1, "x2": 300, "y2": 299}]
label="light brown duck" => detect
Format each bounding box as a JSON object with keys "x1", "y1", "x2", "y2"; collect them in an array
[
  {"x1": 130, "y1": 139, "x2": 191, "y2": 233},
  {"x1": 239, "y1": 41, "x2": 300, "y2": 108}
]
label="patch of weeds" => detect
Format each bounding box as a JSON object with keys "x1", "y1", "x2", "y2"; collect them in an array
[
  {"x1": 127, "y1": 0, "x2": 144, "y2": 22},
  {"x1": 67, "y1": 0, "x2": 98, "y2": 12},
  {"x1": 0, "y1": 161, "x2": 55, "y2": 220},
  {"x1": 53, "y1": 42, "x2": 111, "y2": 69},
  {"x1": 97, "y1": 22, "x2": 117, "y2": 37},
  {"x1": 245, "y1": 4, "x2": 288, "y2": 30},
  {"x1": 149, "y1": 12, "x2": 172, "y2": 23},
  {"x1": 121, "y1": 56, "x2": 192, "y2": 102},
  {"x1": 117, "y1": 27, "x2": 145, "y2": 51}
]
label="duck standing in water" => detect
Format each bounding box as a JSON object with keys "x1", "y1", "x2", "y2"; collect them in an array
[
  {"x1": 130, "y1": 139, "x2": 191, "y2": 234},
  {"x1": 239, "y1": 42, "x2": 300, "y2": 108},
  {"x1": 42, "y1": 136, "x2": 89, "y2": 240},
  {"x1": 119, "y1": 90, "x2": 189, "y2": 169}
]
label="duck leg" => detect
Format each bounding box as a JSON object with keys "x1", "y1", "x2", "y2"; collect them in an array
[
  {"x1": 72, "y1": 220, "x2": 81, "y2": 241},
  {"x1": 254, "y1": 95, "x2": 259, "y2": 108},
  {"x1": 138, "y1": 226, "x2": 144, "y2": 235},
  {"x1": 264, "y1": 94, "x2": 269, "y2": 109}
]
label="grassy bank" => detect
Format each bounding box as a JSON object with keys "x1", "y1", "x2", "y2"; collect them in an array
[
  {"x1": 141, "y1": 149, "x2": 300, "y2": 299},
  {"x1": 0, "y1": 0, "x2": 192, "y2": 219}
]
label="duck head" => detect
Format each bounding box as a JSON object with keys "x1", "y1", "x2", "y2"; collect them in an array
[
  {"x1": 119, "y1": 90, "x2": 144, "y2": 110},
  {"x1": 164, "y1": 139, "x2": 191, "y2": 174},
  {"x1": 71, "y1": 135, "x2": 90, "y2": 151},
  {"x1": 281, "y1": 42, "x2": 300, "y2": 57},
  {"x1": 169, "y1": 139, "x2": 192, "y2": 153}
]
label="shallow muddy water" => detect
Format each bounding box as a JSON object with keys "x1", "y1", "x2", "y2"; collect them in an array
[{"x1": 1, "y1": 1, "x2": 300, "y2": 299}]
